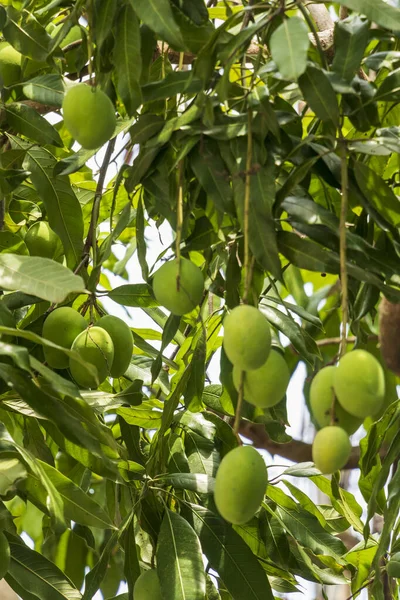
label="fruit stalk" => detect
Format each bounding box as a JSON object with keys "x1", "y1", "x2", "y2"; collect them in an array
[
  {"x1": 234, "y1": 109, "x2": 254, "y2": 435},
  {"x1": 83, "y1": 138, "x2": 116, "y2": 271},
  {"x1": 339, "y1": 138, "x2": 349, "y2": 358},
  {"x1": 243, "y1": 108, "x2": 253, "y2": 305},
  {"x1": 175, "y1": 160, "x2": 184, "y2": 287}
]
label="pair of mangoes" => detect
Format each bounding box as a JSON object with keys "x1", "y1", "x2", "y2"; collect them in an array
[
  {"x1": 42, "y1": 307, "x2": 133, "y2": 388},
  {"x1": 310, "y1": 350, "x2": 385, "y2": 474},
  {"x1": 223, "y1": 304, "x2": 290, "y2": 409}
]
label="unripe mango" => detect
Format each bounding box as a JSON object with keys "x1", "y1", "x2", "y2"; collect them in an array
[
  {"x1": 312, "y1": 426, "x2": 351, "y2": 474},
  {"x1": 24, "y1": 221, "x2": 62, "y2": 260},
  {"x1": 0, "y1": 43, "x2": 21, "y2": 88},
  {"x1": 214, "y1": 446, "x2": 268, "y2": 524},
  {"x1": 334, "y1": 350, "x2": 385, "y2": 419},
  {"x1": 62, "y1": 84, "x2": 116, "y2": 149},
  {"x1": 310, "y1": 366, "x2": 362, "y2": 435},
  {"x1": 387, "y1": 552, "x2": 400, "y2": 578},
  {"x1": 69, "y1": 326, "x2": 114, "y2": 389},
  {"x1": 223, "y1": 305, "x2": 271, "y2": 371},
  {"x1": 96, "y1": 315, "x2": 133, "y2": 377},
  {"x1": 232, "y1": 349, "x2": 290, "y2": 408},
  {"x1": 134, "y1": 570, "x2": 162, "y2": 600},
  {"x1": 42, "y1": 307, "x2": 87, "y2": 369},
  {"x1": 152, "y1": 258, "x2": 204, "y2": 315}
]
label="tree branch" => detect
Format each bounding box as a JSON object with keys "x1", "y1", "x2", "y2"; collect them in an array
[
  {"x1": 238, "y1": 421, "x2": 386, "y2": 470},
  {"x1": 83, "y1": 138, "x2": 116, "y2": 264}
]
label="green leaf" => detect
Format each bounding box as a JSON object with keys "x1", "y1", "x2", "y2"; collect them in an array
[
  {"x1": 123, "y1": 519, "x2": 141, "y2": 594},
  {"x1": 108, "y1": 283, "x2": 158, "y2": 307},
  {"x1": 190, "y1": 140, "x2": 233, "y2": 218},
  {"x1": 114, "y1": 3, "x2": 142, "y2": 116},
  {"x1": 22, "y1": 144, "x2": 84, "y2": 268},
  {"x1": 184, "y1": 325, "x2": 207, "y2": 411},
  {"x1": 354, "y1": 161, "x2": 400, "y2": 228},
  {"x1": 277, "y1": 231, "x2": 400, "y2": 300},
  {"x1": 158, "y1": 473, "x2": 215, "y2": 494},
  {"x1": 3, "y1": 11, "x2": 52, "y2": 62},
  {"x1": 157, "y1": 509, "x2": 206, "y2": 600},
  {"x1": 186, "y1": 504, "x2": 274, "y2": 600},
  {"x1": 232, "y1": 163, "x2": 281, "y2": 281},
  {"x1": 22, "y1": 74, "x2": 64, "y2": 108},
  {"x1": 260, "y1": 303, "x2": 320, "y2": 365},
  {"x1": 82, "y1": 514, "x2": 132, "y2": 600},
  {"x1": 0, "y1": 231, "x2": 28, "y2": 255},
  {"x1": 335, "y1": 0, "x2": 400, "y2": 32},
  {"x1": 0, "y1": 457, "x2": 26, "y2": 496},
  {"x1": 5, "y1": 103, "x2": 62, "y2": 147},
  {"x1": 35, "y1": 461, "x2": 116, "y2": 529},
  {"x1": 94, "y1": 0, "x2": 117, "y2": 48},
  {"x1": 376, "y1": 68, "x2": 400, "y2": 102},
  {"x1": 0, "y1": 530, "x2": 10, "y2": 579},
  {"x1": 332, "y1": 15, "x2": 369, "y2": 82},
  {"x1": 269, "y1": 18, "x2": 309, "y2": 80},
  {"x1": 129, "y1": 0, "x2": 184, "y2": 49},
  {"x1": 5, "y1": 532, "x2": 82, "y2": 600},
  {"x1": 299, "y1": 65, "x2": 340, "y2": 125},
  {"x1": 0, "y1": 254, "x2": 85, "y2": 303},
  {"x1": 141, "y1": 71, "x2": 202, "y2": 104},
  {"x1": 266, "y1": 487, "x2": 347, "y2": 561}
]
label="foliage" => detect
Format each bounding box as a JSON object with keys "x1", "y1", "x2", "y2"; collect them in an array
[{"x1": 0, "y1": 0, "x2": 400, "y2": 599}]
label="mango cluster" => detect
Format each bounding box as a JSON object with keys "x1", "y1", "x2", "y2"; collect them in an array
[
  {"x1": 311, "y1": 350, "x2": 385, "y2": 474},
  {"x1": 42, "y1": 308, "x2": 133, "y2": 388},
  {"x1": 213, "y1": 304, "x2": 290, "y2": 525},
  {"x1": 223, "y1": 304, "x2": 290, "y2": 409}
]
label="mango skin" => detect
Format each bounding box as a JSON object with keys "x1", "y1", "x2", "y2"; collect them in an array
[
  {"x1": 0, "y1": 44, "x2": 21, "y2": 88},
  {"x1": 133, "y1": 570, "x2": 162, "y2": 600},
  {"x1": 42, "y1": 307, "x2": 87, "y2": 369},
  {"x1": 387, "y1": 553, "x2": 400, "y2": 578},
  {"x1": 24, "y1": 221, "x2": 62, "y2": 259},
  {"x1": 69, "y1": 326, "x2": 114, "y2": 389},
  {"x1": 310, "y1": 366, "x2": 362, "y2": 435},
  {"x1": 232, "y1": 349, "x2": 290, "y2": 408},
  {"x1": 214, "y1": 446, "x2": 268, "y2": 525},
  {"x1": 96, "y1": 315, "x2": 133, "y2": 377},
  {"x1": 62, "y1": 84, "x2": 116, "y2": 149},
  {"x1": 223, "y1": 305, "x2": 271, "y2": 371},
  {"x1": 334, "y1": 350, "x2": 385, "y2": 419},
  {"x1": 312, "y1": 426, "x2": 351, "y2": 474},
  {"x1": 152, "y1": 258, "x2": 204, "y2": 316}
]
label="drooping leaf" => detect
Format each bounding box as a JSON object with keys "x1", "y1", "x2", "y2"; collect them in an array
[
  {"x1": 299, "y1": 66, "x2": 340, "y2": 125},
  {"x1": 22, "y1": 74, "x2": 64, "y2": 107},
  {"x1": 186, "y1": 504, "x2": 274, "y2": 600},
  {"x1": 157, "y1": 509, "x2": 206, "y2": 600},
  {"x1": 332, "y1": 15, "x2": 370, "y2": 82},
  {"x1": 0, "y1": 254, "x2": 85, "y2": 303},
  {"x1": 22, "y1": 144, "x2": 84, "y2": 268},
  {"x1": 31, "y1": 460, "x2": 116, "y2": 529},
  {"x1": 5, "y1": 104, "x2": 62, "y2": 147},
  {"x1": 128, "y1": 0, "x2": 184, "y2": 49},
  {"x1": 335, "y1": 0, "x2": 400, "y2": 32},
  {"x1": 114, "y1": 3, "x2": 142, "y2": 115},
  {"x1": 3, "y1": 11, "x2": 52, "y2": 61},
  {"x1": 5, "y1": 532, "x2": 82, "y2": 600},
  {"x1": 269, "y1": 18, "x2": 309, "y2": 80}
]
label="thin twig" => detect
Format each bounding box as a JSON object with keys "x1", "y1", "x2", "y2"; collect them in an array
[
  {"x1": 339, "y1": 139, "x2": 349, "y2": 358},
  {"x1": 83, "y1": 138, "x2": 116, "y2": 265},
  {"x1": 175, "y1": 160, "x2": 184, "y2": 286}
]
